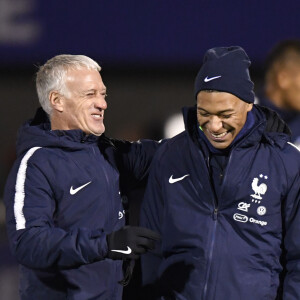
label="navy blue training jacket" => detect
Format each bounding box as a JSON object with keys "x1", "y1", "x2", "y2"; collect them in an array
[
  {"x1": 259, "y1": 97, "x2": 300, "y2": 148},
  {"x1": 4, "y1": 108, "x2": 159, "y2": 300},
  {"x1": 141, "y1": 105, "x2": 300, "y2": 300}
]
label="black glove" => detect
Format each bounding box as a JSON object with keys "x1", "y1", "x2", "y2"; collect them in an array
[
  {"x1": 259, "y1": 105, "x2": 291, "y2": 135},
  {"x1": 106, "y1": 226, "x2": 160, "y2": 260}
]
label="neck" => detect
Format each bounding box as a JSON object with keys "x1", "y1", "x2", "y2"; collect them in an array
[{"x1": 50, "y1": 111, "x2": 70, "y2": 131}]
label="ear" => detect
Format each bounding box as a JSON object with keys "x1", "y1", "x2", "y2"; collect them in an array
[
  {"x1": 49, "y1": 91, "x2": 64, "y2": 112},
  {"x1": 246, "y1": 103, "x2": 253, "y2": 112}
]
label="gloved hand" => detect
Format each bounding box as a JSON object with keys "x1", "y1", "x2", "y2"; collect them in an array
[{"x1": 106, "y1": 226, "x2": 160, "y2": 260}]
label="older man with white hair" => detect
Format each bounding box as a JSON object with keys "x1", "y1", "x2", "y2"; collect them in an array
[{"x1": 4, "y1": 54, "x2": 160, "y2": 300}]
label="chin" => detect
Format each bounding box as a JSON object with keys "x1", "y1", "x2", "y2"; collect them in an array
[
  {"x1": 213, "y1": 144, "x2": 228, "y2": 150},
  {"x1": 89, "y1": 125, "x2": 105, "y2": 136},
  {"x1": 92, "y1": 130, "x2": 105, "y2": 136},
  {"x1": 210, "y1": 140, "x2": 231, "y2": 149},
  {"x1": 96, "y1": 129, "x2": 105, "y2": 136}
]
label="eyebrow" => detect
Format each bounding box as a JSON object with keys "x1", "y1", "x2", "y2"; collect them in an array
[
  {"x1": 83, "y1": 88, "x2": 107, "y2": 94},
  {"x1": 197, "y1": 107, "x2": 235, "y2": 114}
]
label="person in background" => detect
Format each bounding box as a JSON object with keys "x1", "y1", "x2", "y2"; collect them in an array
[
  {"x1": 261, "y1": 39, "x2": 300, "y2": 147},
  {"x1": 140, "y1": 46, "x2": 300, "y2": 299},
  {"x1": 4, "y1": 54, "x2": 160, "y2": 300}
]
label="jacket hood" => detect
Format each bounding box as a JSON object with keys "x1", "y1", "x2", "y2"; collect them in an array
[
  {"x1": 16, "y1": 107, "x2": 99, "y2": 157},
  {"x1": 182, "y1": 104, "x2": 290, "y2": 150}
]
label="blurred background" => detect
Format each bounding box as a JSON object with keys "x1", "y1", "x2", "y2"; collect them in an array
[{"x1": 0, "y1": 0, "x2": 300, "y2": 298}]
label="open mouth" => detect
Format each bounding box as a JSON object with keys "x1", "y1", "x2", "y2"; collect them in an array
[
  {"x1": 208, "y1": 130, "x2": 229, "y2": 142},
  {"x1": 91, "y1": 113, "x2": 103, "y2": 120},
  {"x1": 211, "y1": 132, "x2": 227, "y2": 138}
]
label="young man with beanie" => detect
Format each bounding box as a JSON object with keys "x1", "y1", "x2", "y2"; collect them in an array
[{"x1": 140, "y1": 46, "x2": 300, "y2": 299}]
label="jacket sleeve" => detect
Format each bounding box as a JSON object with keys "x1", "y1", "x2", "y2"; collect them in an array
[
  {"x1": 112, "y1": 138, "x2": 163, "y2": 186},
  {"x1": 282, "y1": 147, "x2": 300, "y2": 299},
  {"x1": 4, "y1": 153, "x2": 108, "y2": 270},
  {"x1": 140, "y1": 153, "x2": 164, "y2": 288}
]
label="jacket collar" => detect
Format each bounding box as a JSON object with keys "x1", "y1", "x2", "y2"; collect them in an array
[
  {"x1": 16, "y1": 107, "x2": 99, "y2": 157},
  {"x1": 29, "y1": 107, "x2": 98, "y2": 144}
]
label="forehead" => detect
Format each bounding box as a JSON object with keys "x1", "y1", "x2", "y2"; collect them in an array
[
  {"x1": 197, "y1": 91, "x2": 243, "y2": 112},
  {"x1": 65, "y1": 68, "x2": 104, "y2": 89}
]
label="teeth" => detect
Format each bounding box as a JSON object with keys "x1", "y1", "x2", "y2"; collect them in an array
[
  {"x1": 92, "y1": 114, "x2": 101, "y2": 119},
  {"x1": 211, "y1": 132, "x2": 227, "y2": 138}
]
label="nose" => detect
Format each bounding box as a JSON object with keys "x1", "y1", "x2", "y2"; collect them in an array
[
  {"x1": 208, "y1": 116, "x2": 223, "y2": 132},
  {"x1": 95, "y1": 96, "x2": 107, "y2": 111}
]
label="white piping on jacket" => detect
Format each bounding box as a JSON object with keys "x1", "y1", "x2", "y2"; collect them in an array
[
  {"x1": 287, "y1": 142, "x2": 300, "y2": 152},
  {"x1": 14, "y1": 147, "x2": 42, "y2": 230}
]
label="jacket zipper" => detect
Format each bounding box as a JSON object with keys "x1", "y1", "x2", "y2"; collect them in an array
[
  {"x1": 202, "y1": 147, "x2": 238, "y2": 298},
  {"x1": 195, "y1": 114, "x2": 266, "y2": 298},
  {"x1": 201, "y1": 154, "x2": 219, "y2": 299},
  {"x1": 218, "y1": 149, "x2": 233, "y2": 197},
  {"x1": 202, "y1": 212, "x2": 217, "y2": 298}
]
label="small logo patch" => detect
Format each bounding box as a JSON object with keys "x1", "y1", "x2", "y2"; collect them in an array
[
  {"x1": 251, "y1": 175, "x2": 268, "y2": 200},
  {"x1": 204, "y1": 75, "x2": 222, "y2": 82},
  {"x1": 70, "y1": 181, "x2": 92, "y2": 195},
  {"x1": 233, "y1": 213, "x2": 248, "y2": 223},
  {"x1": 111, "y1": 246, "x2": 132, "y2": 255},
  {"x1": 237, "y1": 202, "x2": 250, "y2": 212},
  {"x1": 118, "y1": 210, "x2": 125, "y2": 219},
  {"x1": 249, "y1": 218, "x2": 267, "y2": 226},
  {"x1": 169, "y1": 174, "x2": 189, "y2": 184},
  {"x1": 257, "y1": 206, "x2": 266, "y2": 216}
]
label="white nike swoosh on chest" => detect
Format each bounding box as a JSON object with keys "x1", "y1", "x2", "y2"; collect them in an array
[
  {"x1": 169, "y1": 174, "x2": 190, "y2": 184},
  {"x1": 111, "y1": 246, "x2": 132, "y2": 255},
  {"x1": 70, "y1": 181, "x2": 92, "y2": 195}
]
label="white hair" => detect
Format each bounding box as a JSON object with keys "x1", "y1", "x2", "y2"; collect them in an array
[{"x1": 36, "y1": 54, "x2": 101, "y2": 114}]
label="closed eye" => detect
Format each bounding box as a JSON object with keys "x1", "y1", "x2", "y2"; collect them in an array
[
  {"x1": 220, "y1": 114, "x2": 232, "y2": 119},
  {"x1": 85, "y1": 90, "x2": 96, "y2": 96},
  {"x1": 199, "y1": 113, "x2": 210, "y2": 117}
]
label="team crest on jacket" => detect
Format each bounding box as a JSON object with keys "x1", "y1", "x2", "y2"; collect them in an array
[
  {"x1": 233, "y1": 174, "x2": 269, "y2": 227},
  {"x1": 250, "y1": 174, "x2": 268, "y2": 203}
]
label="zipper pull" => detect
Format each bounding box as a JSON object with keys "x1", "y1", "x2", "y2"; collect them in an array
[{"x1": 213, "y1": 208, "x2": 218, "y2": 220}]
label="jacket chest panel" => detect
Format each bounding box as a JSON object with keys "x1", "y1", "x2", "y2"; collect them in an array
[
  {"x1": 162, "y1": 162, "x2": 214, "y2": 251},
  {"x1": 161, "y1": 147, "x2": 285, "y2": 253},
  {"x1": 48, "y1": 150, "x2": 123, "y2": 230}
]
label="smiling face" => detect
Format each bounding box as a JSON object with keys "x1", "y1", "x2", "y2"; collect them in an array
[
  {"x1": 196, "y1": 91, "x2": 253, "y2": 149},
  {"x1": 50, "y1": 68, "x2": 107, "y2": 136}
]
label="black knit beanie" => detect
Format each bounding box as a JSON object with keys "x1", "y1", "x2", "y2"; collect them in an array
[{"x1": 194, "y1": 46, "x2": 255, "y2": 103}]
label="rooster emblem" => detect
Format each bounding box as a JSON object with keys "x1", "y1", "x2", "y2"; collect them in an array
[{"x1": 251, "y1": 177, "x2": 268, "y2": 200}]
